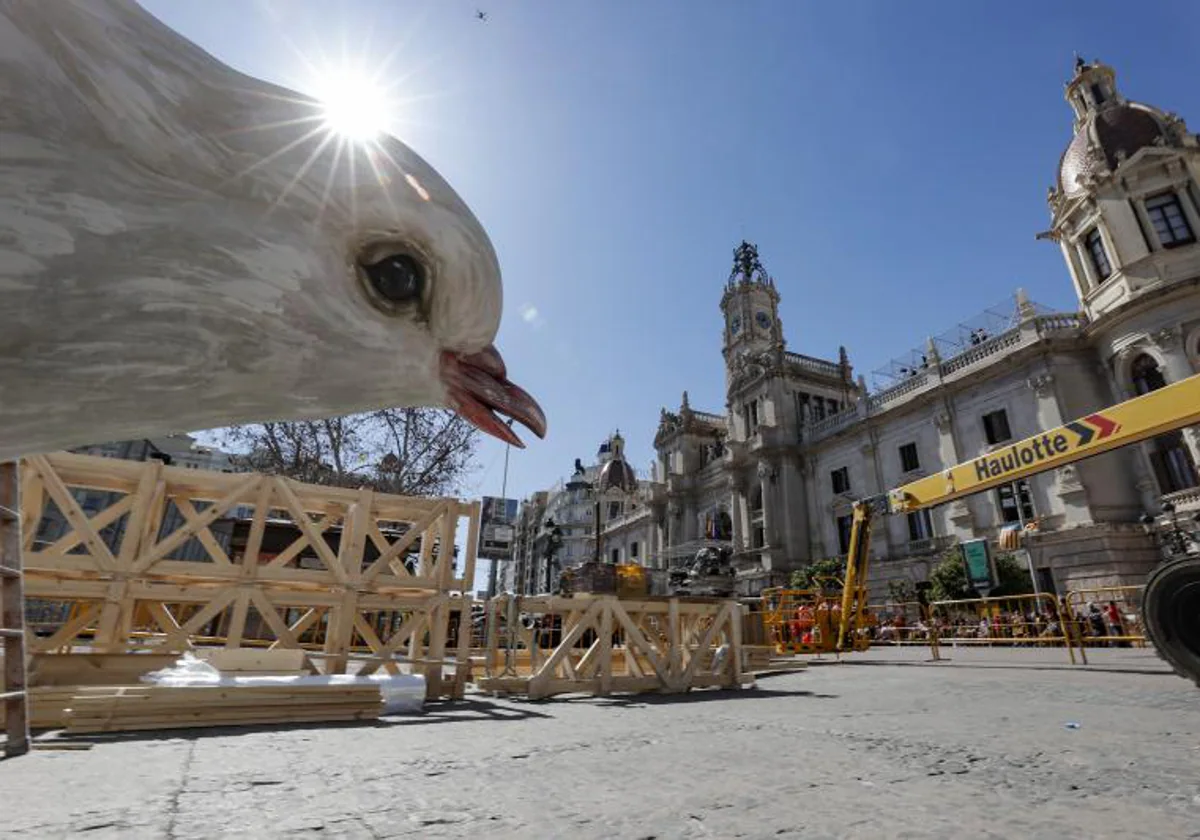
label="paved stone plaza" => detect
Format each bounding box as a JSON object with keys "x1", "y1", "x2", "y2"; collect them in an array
[{"x1": 2, "y1": 649, "x2": 1197, "y2": 839}]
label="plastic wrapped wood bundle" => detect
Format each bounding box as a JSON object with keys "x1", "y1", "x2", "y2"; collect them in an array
[{"x1": 58, "y1": 653, "x2": 425, "y2": 734}]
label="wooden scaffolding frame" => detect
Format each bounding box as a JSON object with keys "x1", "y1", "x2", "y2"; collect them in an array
[
  {"x1": 17, "y1": 452, "x2": 481, "y2": 700},
  {"x1": 1, "y1": 461, "x2": 30, "y2": 758},
  {"x1": 477, "y1": 593, "x2": 753, "y2": 699}
]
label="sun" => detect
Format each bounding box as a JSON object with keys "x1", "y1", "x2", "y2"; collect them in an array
[{"x1": 312, "y1": 68, "x2": 394, "y2": 142}]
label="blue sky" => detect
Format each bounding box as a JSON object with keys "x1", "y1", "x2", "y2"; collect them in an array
[{"x1": 143, "y1": 0, "x2": 1200, "y2": 509}]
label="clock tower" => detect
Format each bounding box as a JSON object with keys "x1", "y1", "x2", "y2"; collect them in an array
[{"x1": 720, "y1": 241, "x2": 783, "y2": 373}]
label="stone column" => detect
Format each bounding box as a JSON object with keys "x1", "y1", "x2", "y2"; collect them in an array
[
  {"x1": 862, "y1": 435, "x2": 894, "y2": 558},
  {"x1": 933, "y1": 407, "x2": 975, "y2": 535},
  {"x1": 799, "y1": 454, "x2": 824, "y2": 559},
  {"x1": 730, "y1": 474, "x2": 747, "y2": 553},
  {"x1": 1027, "y1": 372, "x2": 1090, "y2": 524},
  {"x1": 756, "y1": 459, "x2": 776, "y2": 549}
]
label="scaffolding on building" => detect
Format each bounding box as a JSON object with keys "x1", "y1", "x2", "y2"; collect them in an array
[{"x1": 868, "y1": 292, "x2": 1059, "y2": 391}]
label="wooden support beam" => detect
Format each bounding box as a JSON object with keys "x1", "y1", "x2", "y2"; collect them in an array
[{"x1": 15, "y1": 452, "x2": 480, "y2": 700}]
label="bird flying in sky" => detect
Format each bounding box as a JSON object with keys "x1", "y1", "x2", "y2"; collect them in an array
[{"x1": 0, "y1": 0, "x2": 545, "y2": 462}]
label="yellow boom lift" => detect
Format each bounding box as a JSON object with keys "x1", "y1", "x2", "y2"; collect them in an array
[{"x1": 834, "y1": 371, "x2": 1200, "y2": 687}]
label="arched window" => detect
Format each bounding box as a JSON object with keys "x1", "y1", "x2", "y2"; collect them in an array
[
  {"x1": 1131, "y1": 353, "x2": 1167, "y2": 395},
  {"x1": 1129, "y1": 353, "x2": 1198, "y2": 492},
  {"x1": 716, "y1": 511, "x2": 733, "y2": 541}
]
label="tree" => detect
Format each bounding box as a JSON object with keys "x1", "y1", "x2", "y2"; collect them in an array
[
  {"x1": 789, "y1": 557, "x2": 846, "y2": 591},
  {"x1": 928, "y1": 545, "x2": 1035, "y2": 601},
  {"x1": 886, "y1": 578, "x2": 918, "y2": 604},
  {"x1": 215, "y1": 408, "x2": 480, "y2": 497},
  {"x1": 990, "y1": 552, "x2": 1036, "y2": 597},
  {"x1": 929, "y1": 545, "x2": 971, "y2": 602}
]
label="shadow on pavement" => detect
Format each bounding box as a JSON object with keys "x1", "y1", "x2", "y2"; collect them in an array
[{"x1": 542, "y1": 686, "x2": 837, "y2": 707}]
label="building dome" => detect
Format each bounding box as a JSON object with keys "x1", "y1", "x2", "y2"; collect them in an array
[
  {"x1": 1058, "y1": 104, "x2": 1166, "y2": 196},
  {"x1": 1056, "y1": 58, "x2": 1169, "y2": 197},
  {"x1": 598, "y1": 456, "x2": 637, "y2": 494}
]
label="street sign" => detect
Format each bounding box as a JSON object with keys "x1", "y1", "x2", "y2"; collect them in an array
[
  {"x1": 887, "y1": 373, "x2": 1200, "y2": 512},
  {"x1": 960, "y1": 538, "x2": 994, "y2": 596}
]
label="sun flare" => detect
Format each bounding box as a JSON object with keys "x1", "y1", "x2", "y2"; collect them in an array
[{"x1": 313, "y1": 69, "x2": 393, "y2": 142}]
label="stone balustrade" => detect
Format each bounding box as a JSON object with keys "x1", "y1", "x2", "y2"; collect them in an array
[{"x1": 800, "y1": 312, "x2": 1087, "y2": 445}]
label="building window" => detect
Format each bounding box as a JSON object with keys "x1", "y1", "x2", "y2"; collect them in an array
[
  {"x1": 982, "y1": 409, "x2": 1012, "y2": 445},
  {"x1": 1131, "y1": 353, "x2": 1199, "y2": 492},
  {"x1": 1084, "y1": 227, "x2": 1112, "y2": 279},
  {"x1": 1145, "y1": 191, "x2": 1195, "y2": 248},
  {"x1": 830, "y1": 467, "x2": 850, "y2": 495},
  {"x1": 996, "y1": 480, "x2": 1034, "y2": 524},
  {"x1": 744, "y1": 400, "x2": 760, "y2": 435},
  {"x1": 1131, "y1": 353, "x2": 1168, "y2": 396},
  {"x1": 630, "y1": 541, "x2": 639, "y2": 559},
  {"x1": 899, "y1": 442, "x2": 920, "y2": 473},
  {"x1": 836, "y1": 514, "x2": 853, "y2": 554},
  {"x1": 906, "y1": 509, "x2": 934, "y2": 542},
  {"x1": 716, "y1": 511, "x2": 732, "y2": 540},
  {"x1": 611, "y1": 548, "x2": 620, "y2": 564}
]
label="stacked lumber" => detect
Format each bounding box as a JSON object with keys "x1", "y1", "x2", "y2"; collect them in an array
[
  {"x1": 62, "y1": 683, "x2": 382, "y2": 734},
  {"x1": 0, "y1": 687, "x2": 76, "y2": 730},
  {"x1": 28, "y1": 653, "x2": 182, "y2": 687},
  {"x1": 742, "y1": 645, "x2": 775, "y2": 673}
]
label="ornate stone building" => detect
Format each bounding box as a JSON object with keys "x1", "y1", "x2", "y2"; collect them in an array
[
  {"x1": 647, "y1": 58, "x2": 1200, "y2": 598},
  {"x1": 503, "y1": 432, "x2": 660, "y2": 594}
]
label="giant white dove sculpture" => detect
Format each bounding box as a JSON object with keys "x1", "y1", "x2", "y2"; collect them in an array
[{"x1": 0, "y1": 0, "x2": 546, "y2": 462}]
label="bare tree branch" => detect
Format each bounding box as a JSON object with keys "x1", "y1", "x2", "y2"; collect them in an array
[{"x1": 213, "y1": 407, "x2": 481, "y2": 497}]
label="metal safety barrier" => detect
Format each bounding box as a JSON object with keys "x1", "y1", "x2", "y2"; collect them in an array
[
  {"x1": 760, "y1": 587, "x2": 868, "y2": 655},
  {"x1": 865, "y1": 601, "x2": 931, "y2": 646},
  {"x1": 1062, "y1": 585, "x2": 1147, "y2": 665},
  {"x1": 927, "y1": 592, "x2": 1076, "y2": 664}
]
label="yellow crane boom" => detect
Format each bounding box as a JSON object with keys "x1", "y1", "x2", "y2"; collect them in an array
[{"x1": 835, "y1": 372, "x2": 1200, "y2": 686}]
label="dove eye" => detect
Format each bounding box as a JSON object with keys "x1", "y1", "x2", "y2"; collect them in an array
[{"x1": 356, "y1": 247, "x2": 429, "y2": 314}]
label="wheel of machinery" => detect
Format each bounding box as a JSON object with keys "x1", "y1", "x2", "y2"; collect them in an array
[{"x1": 1142, "y1": 554, "x2": 1200, "y2": 688}]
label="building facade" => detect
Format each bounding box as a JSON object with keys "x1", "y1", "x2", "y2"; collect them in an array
[
  {"x1": 647, "y1": 59, "x2": 1200, "y2": 599},
  {"x1": 504, "y1": 432, "x2": 660, "y2": 594}
]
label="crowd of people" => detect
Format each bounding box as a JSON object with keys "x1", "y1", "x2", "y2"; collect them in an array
[{"x1": 864, "y1": 598, "x2": 1141, "y2": 647}]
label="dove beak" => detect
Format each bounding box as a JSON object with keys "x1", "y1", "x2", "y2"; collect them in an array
[{"x1": 442, "y1": 345, "x2": 547, "y2": 448}]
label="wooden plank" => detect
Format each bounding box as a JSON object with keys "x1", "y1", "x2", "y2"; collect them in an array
[
  {"x1": 264, "y1": 512, "x2": 337, "y2": 569},
  {"x1": 27, "y1": 653, "x2": 182, "y2": 687},
  {"x1": 200, "y1": 648, "x2": 308, "y2": 674},
  {"x1": 361, "y1": 504, "x2": 442, "y2": 583},
  {"x1": 29, "y1": 602, "x2": 102, "y2": 654},
  {"x1": 27, "y1": 454, "x2": 119, "y2": 572},
  {"x1": 241, "y1": 479, "x2": 274, "y2": 568},
  {"x1": 116, "y1": 460, "x2": 162, "y2": 568},
  {"x1": 272, "y1": 478, "x2": 347, "y2": 584},
  {"x1": 133, "y1": 474, "x2": 262, "y2": 573}
]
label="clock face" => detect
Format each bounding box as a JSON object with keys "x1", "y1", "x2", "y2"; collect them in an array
[
  {"x1": 755, "y1": 311, "x2": 771, "y2": 330},
  {"x1": 730, "y1": 316, "x2": 741, "y2": 336}
]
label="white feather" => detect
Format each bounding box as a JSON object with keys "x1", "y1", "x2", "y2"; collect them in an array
[{"x1": 0, "y1": 0, "x2": 505, "y2": 461}]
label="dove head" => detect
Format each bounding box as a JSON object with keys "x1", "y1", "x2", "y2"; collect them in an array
[{"x1": 0, "y1": 0, "x2": 545, "y2": 461}]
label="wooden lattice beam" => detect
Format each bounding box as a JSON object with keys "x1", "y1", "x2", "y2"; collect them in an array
[{"x1": 18, "y1": 452, "x2": 480, "y2": 699}]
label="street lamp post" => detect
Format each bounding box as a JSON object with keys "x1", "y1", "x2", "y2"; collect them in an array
[{"x1": 486, "y1": 420, "x2": 514, "y2": 600}]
